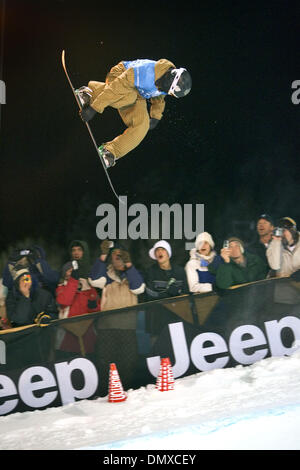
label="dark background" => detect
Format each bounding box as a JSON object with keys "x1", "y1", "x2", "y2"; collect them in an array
[{"x1": 0, "y1": 0, "x2": 299, "y2": 267}]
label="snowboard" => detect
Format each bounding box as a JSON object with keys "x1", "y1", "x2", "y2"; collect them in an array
[{"x1": 61, "y1": 50, "x2": 121, "y2": 202}]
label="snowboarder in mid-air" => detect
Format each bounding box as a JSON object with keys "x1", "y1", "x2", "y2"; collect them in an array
[{"x1": 76, "y1": 59, "x2": 192, "y2": 168}]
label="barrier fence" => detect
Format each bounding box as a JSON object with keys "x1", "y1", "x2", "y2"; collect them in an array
[{"x1": 0, "y1": 277, "x2": 300, "y2": 415}]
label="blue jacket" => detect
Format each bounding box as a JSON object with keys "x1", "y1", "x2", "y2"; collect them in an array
[
  {"x1": 89, "y1": 258, "x2": 145, "y2": 295},
  {"x1": 2, "y1": 245, "x2": 59, "y2": 294}
]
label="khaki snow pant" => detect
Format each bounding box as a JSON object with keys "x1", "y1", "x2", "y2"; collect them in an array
[{"x1": 88, "y1": 80, "x2": 150, "y2": 159}]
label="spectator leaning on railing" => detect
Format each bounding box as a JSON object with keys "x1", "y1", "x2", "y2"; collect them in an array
[
  {"x1": 266, "y1": 217, "x2": 300, "y2": 278},
  {"x1": 247, "y1": 214, "x2": 274, "y2": 272},
  {"x1": 56, "y1": 261, "x2": 101, "y2": 319},
  {"x1": 5, "y1": 268, "x2": 58, "y2": 327},
  {"x1": 211, "y1": 237, "x2": 268, "y2": 290},
  {"x1": 89, "y1": 240, "x2": 145, "y2": 311},
  {"x1": 185, "y1": 232, "x2": 223, "y2": 294},
  {"x1": 2, "y1": 245, "x2": 59, "y2": 295},
  {"x1": 144, "y1": 240, "x2": 189, "y2": 300}
]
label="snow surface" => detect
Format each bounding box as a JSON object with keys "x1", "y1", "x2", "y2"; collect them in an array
[{"x1": 1, "y1": 351, "x2": 300, "y2": 450}]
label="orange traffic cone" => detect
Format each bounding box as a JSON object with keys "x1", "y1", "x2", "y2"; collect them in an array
[
  {"x1": 108, "y1": 363, "x2": 127, "y2": 403},
  {"x1": 156, "y1": 357, "x2": 175, "y2": 391}
]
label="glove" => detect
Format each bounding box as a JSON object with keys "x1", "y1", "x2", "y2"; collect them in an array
[
  {"x1": 88, "y1": 298, "x2": 98, "y2": 309},
  {"x1": 167, "y1": 283, "x2": 180, "y2": 297},
  {"x1": 29, "y1": 246, "x2": 41, "y2": 260},
  {"x1": 80, "y1": 105, "x2": 97, "y2": 122},
  {"x1": 149, "y1": 118, "x2": 159, "y2": 130},
  {"x1": 120, "y1": 249, "x2": 131, "y2": 265},
  {"x1": 166, "y1": 278, "x2": 180, "y2": 297},
  {"x1": 100, "y1": 240, "x2": 113, "y2": 255}
]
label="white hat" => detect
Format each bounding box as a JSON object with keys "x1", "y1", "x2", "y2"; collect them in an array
[
  {"x1": 195, "y1": 232, "x2": 215, "y2": 250},
  {"x1": 149, "y1": 240, "x2": 172, "y2": 260}
]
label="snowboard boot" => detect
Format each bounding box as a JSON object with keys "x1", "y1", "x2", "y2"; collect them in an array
[
  {"x1": 75, "y1": 86, "x2": 93, "y2": 108},
  {"x1": 98, "y1": 145, "x2": 116, "y2": 168}
]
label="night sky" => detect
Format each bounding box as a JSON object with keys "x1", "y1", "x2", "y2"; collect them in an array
[{"x1": 0, "y1": 0, "x2": 299, "y2": 261}]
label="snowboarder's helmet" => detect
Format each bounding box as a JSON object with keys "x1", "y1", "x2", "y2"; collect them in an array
[{"x1": 168, "y1": 68, "x2": 192, "y2": 98}]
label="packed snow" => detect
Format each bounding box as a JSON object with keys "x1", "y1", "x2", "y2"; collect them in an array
[{"x1": 1, "y1": 350, "x2": 300, "y2": 450}]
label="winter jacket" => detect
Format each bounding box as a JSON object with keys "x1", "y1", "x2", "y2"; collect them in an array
[
  {"x1": 89, "y1": 259, "x2": 145, "y2": 311},
  {"x1": 144, "y1": 263, "x2": 189, "y2": 300},
  {"x1": 247, "y1": 238, "x2": 271, "y2": 269},
  {"x1": 212, "y1": 252, "x2": 268, "y2": 290},
  {"x1": 266, "y1": 235, "x2": 300, "y2": 276},
  {"x1": 185, "y1": 248, "x2": 223, "y2": 293},
  {"x1": 56, "y1": 276, "x2": 101, "y2": 319},
  {"x1": 6, "y1": 284, "x2": 58, "y2": 327},
  {"x1": 2, "y1": 245, "x2": 59, "y2": 294},
  {"x1": 90, "y1": 59, "x2": 175, "y2": 120}
]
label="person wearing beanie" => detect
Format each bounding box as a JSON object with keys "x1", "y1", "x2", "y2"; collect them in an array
[
  {"x1": 185, "y1": 232, "x2": 223, "y2": 293},
  {"x1": 2, "y1": 245, "x2": 59, "y2": 295},
  {"x1": 213, "y1": 237, "x2": 268, "y2": 290},
  {"x1": 144, "y1": 240, "x2": 189, "y2": 300},
  {"x1": 247, "y1": 214, "x2": 274, "y2": 272},
  {"x1": 266, "y1": 217, "x2": 300, "y2": 277},
  {"x1": 89, "y1": 240, "x2": 145, "y2": 311},
  {"x1": 5, "y1": 267, "x2": 58, "y2": 327}
]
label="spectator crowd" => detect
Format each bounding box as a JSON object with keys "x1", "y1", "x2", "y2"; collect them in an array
[{"x1": 0, "y1": 214, "x2": 300, "y2": 330}]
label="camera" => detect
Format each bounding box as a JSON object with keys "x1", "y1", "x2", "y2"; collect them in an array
[
  {"x1": 72, "y1": 260, "x2": 78, "y2": 270},
  {"x1": 20, "y1": 249, "x2": 31, "y2": 256},
  {"x1": 223, "y1": 240, "x2": 230, "y2": 249},
  {"x1": 23, "y1": 274, "x2": 31, "y2": 284},
  {"x1": 273, "y1": 227, "x2": 283, "y2": 237}
]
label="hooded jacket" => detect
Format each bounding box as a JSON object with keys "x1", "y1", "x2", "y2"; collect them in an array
[
  {"x1": 5, "y1": 275, "x2": 58, "y2": 327},
  {"x1": 56, "y1": 276, "x2": 101, "y2": 319},
  {"x1": 2, "y1": 245, "x2": 59, "y2": 294},
  {"x1": 266, "y1": 233, "x2": 300, "y2": 276},
  {"x1": 185, "y1": 232, "x2": 223, "y2": 293},
  {"x1": 68, "y1": 240, "x2": 91, "y2": 279}
]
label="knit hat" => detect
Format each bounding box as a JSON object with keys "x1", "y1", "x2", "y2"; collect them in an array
[
  {"x1": 11, "y1": 268, "x2": 31, "y2": 284},
  {"x1": 228, "y1": 237, "x2": 245, "y2": 254},
  {"x1": 278, "y1": 217, "x2": 297, "y2": 231},
  {"x1": 195, "y1": 232, "x2": 215, "y2": 251},
  {"x1": 278, "y1": 217, "x2": 298, "y2": 245},
  {"x1": 149, "y1": 240, "x2": 172, "y2": 260}
]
